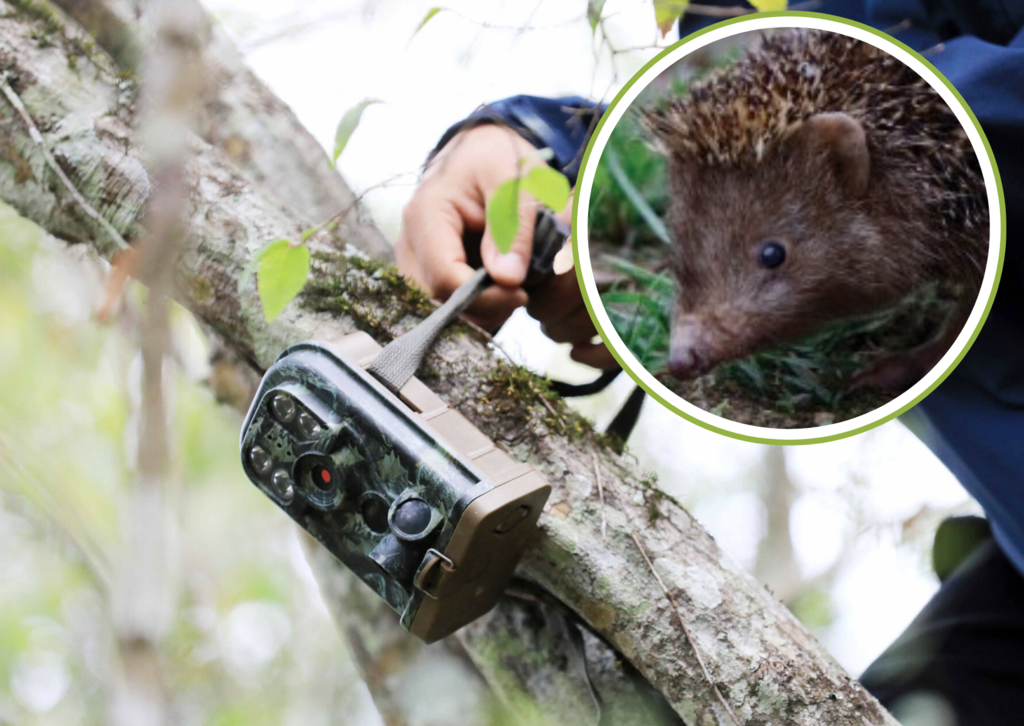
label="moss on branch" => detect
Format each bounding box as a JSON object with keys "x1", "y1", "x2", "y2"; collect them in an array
[
  {"x1": 4, "y1": 0, "x2": 100, "y2": 69},
  {"x1": 302, "y1": 249, "x2": 433, "y2": 341}
]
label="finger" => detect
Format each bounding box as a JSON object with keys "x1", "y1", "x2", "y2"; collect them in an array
[
  {"x1": 570, "y1": 340, "x2": 618, "y2": 370},
  {"x1": 525, "y1": 270, "x2": 586, "y2": 325},
  {"x1": 394, "y1": 232, "x2": 427, "y2": 286},
  {"x1": 557, "y1": 188, "x2": 574, "y2": 224},
  {"x1": 540, "y1": 306, "x2": 598, "y2": 345},
  {"x1": 401, "y1": 193, "x2": 475, "y2": 300},
  {"x1": 460, "y1": 285, "x2": 529, "y2": 333},
  {"x1": 480, "y1": 188, "x2": 539, "y2": 287},
  {"x1": 465, "y1": 284, "x2": 529, "y2": 322},
  {"x1": 474, "y1": 131, "x2": 549, "y2": 288}
]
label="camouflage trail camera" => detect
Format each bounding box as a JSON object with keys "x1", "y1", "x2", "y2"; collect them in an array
[
  {"x1": 239, "y1": 210, "x2": 568, "y2": 641},
  {"x1": 240, "y1": 334, "x2": 551, "y2": 641}
]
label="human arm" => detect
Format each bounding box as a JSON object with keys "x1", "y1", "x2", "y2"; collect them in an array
[{"x1": 394, "y1": 96, "x2": 615, "y2": 368}]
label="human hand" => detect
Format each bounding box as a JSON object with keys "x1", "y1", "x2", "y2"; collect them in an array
[
  {"x1": 526, "y1": 219, "x2": 617, "y2": 370},
  {"x1": 395, "y1": 123, "x2": 614, "y2": 367},
  {"x1": 395, "y1": 124, "x2": 544, "y2": 331}
]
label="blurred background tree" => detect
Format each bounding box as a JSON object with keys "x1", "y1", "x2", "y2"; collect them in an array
[{"x1": 0, "y1": 205, "x2": 378, "y2": 725}]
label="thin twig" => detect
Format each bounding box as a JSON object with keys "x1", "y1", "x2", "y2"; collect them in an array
[
  {"x1": 0, "y1": 72, "x2": 129, "y2": 251},
  {"x1": 514, "y1": 0, "x2": 545, "y2": 40},
  {"x1": 631, "y1": 532, "x2": 743, "y2": 726},
  {"x1": 441, "y1": 7, "x2": 584, "y2": 33},
  {"x1": 593, "y1": 452, "x2": 607, "y2": 543},
  {"x1": 310, "y1": 171, "x2": 418, "y2": 239}
]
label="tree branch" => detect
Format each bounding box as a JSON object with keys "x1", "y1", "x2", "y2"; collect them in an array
[{"x1": 50, "y1": 0, "x2": 393, "y2": 259}]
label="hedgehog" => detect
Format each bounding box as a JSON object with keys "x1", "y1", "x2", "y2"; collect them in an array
[{"x1": 641, "y1": 29, "x2": 988, "y2": 390}]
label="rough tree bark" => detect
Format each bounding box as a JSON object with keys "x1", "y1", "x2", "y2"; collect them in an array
[{"x1": 0, "y1": 3, "x2": 898, "y2": 725}]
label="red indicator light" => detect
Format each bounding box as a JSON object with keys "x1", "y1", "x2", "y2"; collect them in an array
[{"x1": 320, "y1": 468, "x2": 331, "y2": 484}]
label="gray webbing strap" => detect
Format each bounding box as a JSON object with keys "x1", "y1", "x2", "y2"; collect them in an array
[
  {"x1": 367, "y1": 207, "x2": 570, "y2": 395},
  {"x1": 368, "y1": 267, "x2": 491, "y2": 393}
]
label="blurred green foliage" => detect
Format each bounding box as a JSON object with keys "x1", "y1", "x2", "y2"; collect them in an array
[
  {"x1": 0, "y1": 203, "x2": 368, "y2": 725},
  {"x1": 599, "y1": 258, "x2": 673, "y2": 373},
  {"x1": 587, "y1": 112, "x2": 668, "y2": 251}
]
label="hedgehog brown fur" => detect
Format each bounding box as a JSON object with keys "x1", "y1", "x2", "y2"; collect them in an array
[
  {"x1": 645, "y1": 30, "x2": 985, "y2": 237},
  {"x1": 638, "y1": 29, "x2": 989, "y2": 387}
]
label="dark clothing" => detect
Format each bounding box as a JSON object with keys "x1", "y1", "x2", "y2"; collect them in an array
[
  {"x1": 912, "y1": 31, "x2": 1024, "y2": 591},
  {"x1": 859, "y1": 535, "x2": 1024, "y2": 725},
  {"x1": 431, "y1": 95, "x2": 602, "y2": 186}
]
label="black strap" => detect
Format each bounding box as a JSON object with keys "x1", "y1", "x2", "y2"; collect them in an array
[
  {"x1": 606, "y1": 385, "x2": 646, "y2": 443},
  {"x1": 550, "y1": 369, "x2": 622, "y2": 398}
]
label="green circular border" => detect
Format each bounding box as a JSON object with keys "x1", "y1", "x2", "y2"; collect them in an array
[{"x1": 571, "y1": 10, "x2": 1006, "y2": 446}]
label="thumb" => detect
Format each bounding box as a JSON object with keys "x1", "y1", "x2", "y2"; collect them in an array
[
  {"x1": 557, "y1": 188, "x2": 574, "y2": 226},
  {"x1": 480, "y1": 179, "x2": 539, "y2": 288}
]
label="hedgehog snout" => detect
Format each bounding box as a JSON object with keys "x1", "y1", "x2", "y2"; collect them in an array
[{"x1": 668, "y1": 318, "x2": 715, "y2": 380}]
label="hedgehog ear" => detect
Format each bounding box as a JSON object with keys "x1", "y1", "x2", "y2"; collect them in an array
[{"x1": 792, "y1": 113, "x2": 870, "y2": 198}]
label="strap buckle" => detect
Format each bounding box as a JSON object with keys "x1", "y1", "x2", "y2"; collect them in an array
[{"x1": 414, "y1": 548, "x2": 457, "y2": 599}]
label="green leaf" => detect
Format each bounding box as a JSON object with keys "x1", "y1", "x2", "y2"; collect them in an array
[
  {"x1": 414, "y1": 7, "x2": 443, "y2": 35},
  {"x1": 600, "y1": 291, "x2": 665, "y2": 315},
  {"x1": 521, "y1": 166, "x2": 570, "y2": 212},
  {"x1": 486, "y1": 178, "x2": 521, "y2": 254},
  {"x1": 749, "y1": 0, "x2": 787, "y2": 10},
  {"x1": 332, "y1": 99, "x2": 381, "y2": 164},
  {"x1": 237, "y1": 239, "x2": 279, "y2": 293},
  {"x1": 587, "y1": 0, "x2": 607, "y2": 32},
  {"x1": 653, "y1": 0, "x2": 689, "y2": 37},
  {"x1": 256, "y1": 240, "x2": 310, "y2": 322},
  {"x1": 300, "y1": 227, "x2": 317, "y2": 242},
  {"x1": 733, "y1": 359, "x2": 766, "y2": 389}
]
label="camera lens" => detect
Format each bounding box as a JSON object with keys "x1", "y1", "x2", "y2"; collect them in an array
[
  {"x1": 310, "y1": 464, "x2": 333, "y2": 492},
  {"x1": 392, "y1": 499, "x2": 432, "y2": 537},
  {"x1": 360, "y1": 495, "x2": 390, "y2": 534},
  {"x1": 292, "y1": 452, "x2": 345, "y2": 511},
  {"x1": 270, "y1": 393, "x2": 296, "y2": 422}
]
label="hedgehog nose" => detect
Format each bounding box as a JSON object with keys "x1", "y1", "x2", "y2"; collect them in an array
[{"x1": 668, "y1": 344, "x2": 709, "y2": 380}]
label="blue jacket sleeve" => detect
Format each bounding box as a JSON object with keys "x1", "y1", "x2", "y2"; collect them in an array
[
  {"x1": 428, "y1": 95, "x2": 603, "y2": 186},
  {"x1": 913, "y1": 27, "x2": 1024, "y2": 577}
]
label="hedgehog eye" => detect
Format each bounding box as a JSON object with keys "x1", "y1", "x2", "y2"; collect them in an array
[{"x1": 757, "y1": 240, "x2": 787, "y2": 269}]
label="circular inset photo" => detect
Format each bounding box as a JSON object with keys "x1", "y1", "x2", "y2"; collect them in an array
[{"x1": 574, "y1": 13, "x2": 1003, "y2": 444}]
